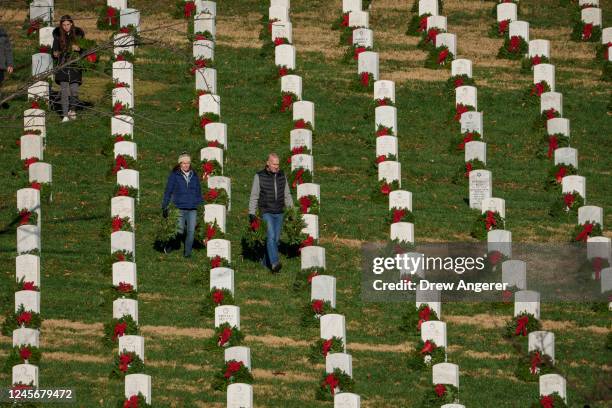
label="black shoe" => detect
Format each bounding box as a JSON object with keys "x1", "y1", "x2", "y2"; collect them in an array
[
  {"x1": 271, "y1": 262, "x2": 282, "y2": 273},
  {"x1": 1, "y1": 102, "x2": 9, "y2": 109}
]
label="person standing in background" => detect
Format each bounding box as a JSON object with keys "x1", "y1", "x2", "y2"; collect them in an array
[{"x1": 0, "y1": 26, "x2": 14, "y2": 109}]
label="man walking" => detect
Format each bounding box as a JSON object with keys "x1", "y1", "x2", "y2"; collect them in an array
[
  {"x1": 0, "y1": 26, "x2": 14, "y2": 109},
  {"x1": 249, "y1": 153, "x2": 294, "y2": 272}
]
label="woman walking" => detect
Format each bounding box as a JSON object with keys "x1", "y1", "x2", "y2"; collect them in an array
[
  {"x1": 161, "y1": 152, "x2": 204, "y2": 258},
  {"x1": 52, "y1": 15, "x2": 85, "y2": 122}
]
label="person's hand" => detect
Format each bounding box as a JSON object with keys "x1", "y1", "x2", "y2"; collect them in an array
[
  {"x1": 53, "y1": 51, "x2": 60, "y2": 58},
  {"x1": 6, "y1": 65, "x2": 13, "y2": 74},
  {"x1": 162, "y1": 208, "x2": 169, "y2": 218},
  {"x1": 249, "y1": 214, "x2": 256, "y2": 223},
  {"x1": 71, "y1": 44, "x2": 80, "y2": 52}
]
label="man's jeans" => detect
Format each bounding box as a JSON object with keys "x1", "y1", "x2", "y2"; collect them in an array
[
  {"x1": 262, "y1": 212, "x2": 283, "y2": 268},
  {"x1": 177, "y1": 209, "x2": 197, "y2": 257}
]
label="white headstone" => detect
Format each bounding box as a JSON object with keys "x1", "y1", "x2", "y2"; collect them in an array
[
  {"x1": 534, "y1": 63, "x2": 555, "y2": 92},
  {"x1": 199, "y1": 93, "x2": 220, "y2": 117},
  {"x1": 343, "y1": 0, "x2": 362, "y2": 13},
  {"x1": 112, "y1": 261, "x2": 137, "y2": 290},
  {"x1": 481, "y1": 197, "x2": 505, "y2": 218},
  {"x1": 547, "y1": 118, "x2": 570, "y2": 137},
  {"x1": 119, "y1": 335, "x2": 144, "y2": 361},
  {"x1": 193, "y1": 39, "x2": 215, "y2": 60},
  {"x1": 275, "y1": 44, "x2": 296, "y2": 69},
  {"x1": 125, "y1": 374, "x2": 151, "y2": 404},
  {"x1": 509, "y1": 20, "x2": 529, "y2": 42},
  {"x1": 465, "y1": 141, "x2": 486, "y2": 164},
  {"x1": 225, "y1": 346, "x2": 251, "y2": 370},
  {"x1": 326, "y1": 353, "x2": 353, "y2": 377},
  {"x1": 451, "y1": 59, "x2": 472, "y2": 78},
  {"x1": 112, "y1": 61, "x2": 133, "y2": 87},
  {"x1": 204, "y1": 204, "x2": 227, "y2": 233},
  {"x1": 120, "y1": 8, "x2": 140, "y2": 32},
  {"x1": 117, "y1": 169, "x2": 139, "y2": 190},
  {"x1": 16, "y1": 255, "x2": 40, "y2": 288},
  {"x1": 353, "y1": 28, "x2": 374, "y2": 48},
  {"x1": 320, "y1": 314, "x2": 346, "y2": 351},
  {"x1": 271, "y1": 0, "x2": 290, "y2": 8},
  {"x1": 281, "y1": 75, "x2": 302, "y2": 100},
  {"x1": 539, "y1": 374, "x2": 567, "y2": 402},
  {"x1": 334, "y1": 393, "x2": 360, "y2": 408},
  {"x1": 376, "y1": 136, "x2": 398, "y2": 158},
  {"x1": 554, "y1": 147, "x2": 578, "y2": 168},
  {"x1": 581, "y1": 7, "x2": 602, "y2": 26},
  {"x1": 29, "y1": 162, "x2": 52, "y2": 184},
  {"x1": 196, "y1": 0, "x2": 217, "y2": 16},
  {"x1": 435, "y1": 33, "x2": 456, "y2": 56},
  {"x1": 20, "y1": 135, "x2": 43, "y2": 161},
  {"x1": 210, "y1": 267, "x2": 234, "y2": 294},
  {"x1": 17, "y1": 188, "x2": 40, "y2": 213},
  {"x1": 194, "y1": 13, "x2": 216, "y2": 39},
  {"x1": 432, "y1": 363, "x2": 459, "y2": 387},
  {"x1": 31, "y1": 53, "x2": 52, "y2": 77},
  {"x1": 529, "y1": 39, "x2": 550, "y2": 59},
  {"x1": 114, "y1": 141, "x2": 137, "y2": 160},
  {"x1": 108, "y1": 0, "x2": 127, "y2": 9},
  {"x1": 418, "y1": 0, "x2": 438, "y2": 16},
  {"x1": 208, "y1": 176, "x2": 231, "y2": 206},
  {"x1": 416, "y1": 288, "x2": 441, "y2": 316},
  {"x1": 421, "y1": 320, "x2": 447, "y2": 348},
  {"x1": 12, "y1": 364, "x2": 38, "y2": 387},
  {"x1": 540, "y1": 92, "x2": 562, "y2": 116},
  {"x1": 374, "y1": 80, "x2": 395, "y2": 102},
  {"x1": 28, "y1": 81, "x2": 49, "y2": 101},
  {"x1": 497, "y1": 2, "x2": 517, "y2": 22},
  {"x1": 301, "y1": 246, "x2": 326, "y2": 269},
  {"x1": 195, "y1": 68, "x2": 217, "y2": 94},
  {"x1": 561, "y1": 175, "x2": 585, "y2": 200},
  {"x1": 113, "y1": 298, "x2": 138, "y2": 322},
  {"x1": 514, "y1": 290, "x2": 540, "y2": 319},
  {"x1": 17, "y1": 225, "x2": 40, "y2": 255},
  {"x1": 290, "y1": 129, "x2": 313, "y2": 151},
  {"x1": 204, "y1": 122, "x2": 227, "y2": 148},
  {"x1": 390, "y1": 222, "x2": 414, "y2": 244},
  {"x1": 375, "y1": 106, "x2": 397, "y2": 134},
  {"x1": 488, "y1": 229, "x2": 512, "y2": 258},
  {"x1": 427, "y1": 15, "x2": 447, "y2": 31},
  {"x1": 579, "y1": 0, "x2": 599, "y2": 6},
  {"x1": 358, "y1": 51, "x2": 379, "y2": 80},
  {"x1": 112, "y1": 115, "x2": 134, "y2": 137},
  {"x1": 113, "y1": 33, "x2": 135, "y2": 56},
  {"x1": 214, "y1": 305, "x2": 240, "y2": 329},
  {"x1": 291, "y1": 153, "x2": 314, "y2": 173},
  {"x1": 460, "y1": 111, "x2": 483, "y2": 135},
  {"x1": 38, "y1": 27, "x2": 54, "y2": 47},
  {"x1": 111, "y1": 196, "x2": 135, "y2": 225},
  {"x1": 207, "y1": 238, "x2": 231, "y2": 262},
  {"x1": 578, "y1": 206, "x2": 603, "y2": 226},
  {"x1": 302, "y1": 213, "x2": 319, "y2": 240},
  {"x1": 30, "y1": 0, "x2": 53, "y2": 23},
  {"x1": 268, "y1": 5, "x2": 289, "y2": 23},
  {"x1": 15, "y1": 291, "x2": 40, "y2": 314},
  {"x1": 602, "y1": 27, "x2": 612, "y2": 44},
  {"x1": 297, "y1": 183, "x2": 320, "y2": 201},
  {"x1": 602, "y1": 267, "x2": 612, "y2": 293},
  {"x1": 587, "y1": 236, "x2": 612, "y2": 261},
  {"x1": 311, "y1": 275, "x2": 336, "y2": 308},
  {"x1": 349, "y1": 10, "x2": 369, "y2": 28},
  {"x1": 13, "y1": 328, "x2": 40, "y2": 348},
  {"x1": 528, "y1": 331, "x2": 555, "y2": 363},
  {"x1": 227, "y1": 383, "x2": 253, "y2": 408},
  {"x1": 456, "y1": 85, "x2": 477, "y2": 109},
  {"x1": 111, "y1": 231, "x2": 135, "y2": 257},
  {"x1": 501, "y1": 260, "x2": 527, "y2": 290},
  {"x1": 23, "y1": 109, "x2": 45, "y2": 135},
  {"x1": 272, "y1": 21, "x2": 293, "y2": 43},
  {"x1": 293, "y1": 101, "x2": 315, "y2": 129},
  {"x1": 469, "y1": 170, "x2": 492, "y2": 210},
  {"x1": 378, "y1": 161, "x2": 401, "y2": 184}
]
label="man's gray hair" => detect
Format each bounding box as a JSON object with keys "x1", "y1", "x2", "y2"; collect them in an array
[{"x1": 267, "y1": 153, "x2": 279, "y2": 161}]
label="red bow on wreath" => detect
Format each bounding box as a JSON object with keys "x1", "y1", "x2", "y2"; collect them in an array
[
  {"x1": 354, "y1": 46, "x2": 366, "y2": 60},
  {"x1": 458, "y1": 133, "x2": 474, "y2": 150},
  {"x1": 563, "y1": 193, "x2": 575, "y2": 210},
  {"x1": 360, "y1": 72, "x2": 370, "y2": 87},
  {"x1": 341, "y1": 13, "x2": 349, "y2": 27},
  {"x1": 292, "y1": 169, "x2": 305, "y2": 188},
  {"x1": 582, "y1": 23, "x2": 593, "y2": 40},
  {"x1": 547, "y1": 136, "x2": 558, "y2": 158},
  {"x1": 392, "y1": 209, "x2": 406, "y2": 223},
  {"x1": 202, "y1": 162, "x2": 215, "y2": 179},
  {"x1": 218, "y1": 327, "x2": 232, "y2": 346},
  {"x1": 555, "y1": 166, "x2": 566, "y2": 184},
  {"x1": 322, "y1": 339, "x2": 333, "y2": 356},
  {"x1": 205, "y1": 224, "x2": 216, "y2": 243},
  {"x1": 311, "y1": 299, "x2": 324, "y2": 314},
  {"x1": 123, "y1": 395, "x2": 139, "y2": 408},
  {"x1": 508, "y1": 36, "x2": 521, "y2": 52},
  {"x1": 530, "y1": 351, "x2": 541, "y2": 375},
  {"x1": 515, "y1": 316, "x2": 529, "y2": 336},
  {"x1": 420, "y1": 340, "x2": 435, "y2": 354},
  {"x1": 417, "y1": 306, "x2": 431, "y2": 330},
  {"x1": 418, "y1": 16, "x2": 428, "y2": 32},
  {"x1": 498, "y1": 20, "x2": 509, "y2": 35},
  {"x1": 112, "y1": 217, "x2": 123, "y2": 232},
  {"x1": 437, "y1": 49, "x2": 449, "y2": 65},
  {"x1": 113, "y1": 322, "x2": 127, "y2": 340},
  {"x1": 434, "y1": 384, "x2": 446, "y2": 398},
  {"x1": 539, "y1": 395, "x2": 554, "y2": 408},
  {"x1": 485, "y1": 210, "x2": 497, "y2": 230},
  {"x1": 224, "y1": 361, "x2": 243, "y2": 378},
  {"x1": 299, "y1": 235, "x2": 314, "y2": 253},
  {"x1": 380, "y1": 183, "x2": 391, "y2": 195},
  {"x1": 454, "y1": 104, "x2": 469, "y2": 121},
  {"x1": 280, "y1": 94, "x2": 294, "y2": 112},
  {"x1": 184, "y1": 1, "x2": 196, "y2": 18},
  {"x1": 531, "y1": 55, "x2": 542, "y2": 66},
  {"x1": 299, "y1": 196, "x2": 311, "y2": 213},
  {"x1": 212, "y1": 290, "x2": 224, "y2": 305},
  {"x1": 464, "y1": 162, "x2": 473, "y2": 178},
  {"x1": 113, "y1": 155, "x2": 128, "y2": 174},
  {"x1": 324, "y1": 374, "x2": 339, "y2": 395},
  {"x1": 544, "y1": 109, "x2": 557, "y2": 120}
]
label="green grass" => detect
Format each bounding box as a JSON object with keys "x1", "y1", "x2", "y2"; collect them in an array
[{"x1": 1, "y1": 0, "x2": 611, "y2": 407}]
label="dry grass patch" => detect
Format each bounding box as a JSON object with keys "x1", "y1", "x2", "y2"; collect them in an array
[
  {"x1": 371, "y1": 0, "x2": 412, "y2": 10},
  {"x1": 445, "y1": 313, "x2": 507, "y2": 329},
  {"x1": 141, "y1": 324, "x2": 213, "y2": 338},
  {"x1": 243, "y1": 299, "x2": 273, "y2": 306},
  {"x1": 252, "y1": 368, "x2": 313, "y2": 382},
  {"x1": 385, "y1": 68, "x2": 448, "y2": 83},
  {"x1": 319, "y1": 236, "x2": 364, "y2": 248},
  {"x1": 216, "y1": 13, "x2": 262, "y2": 49},
  {"x1": 293, "y1": 25, "x2": 344, "y2": 58},
  {"x1": 444, "y1": 0, "x2": 491, "y2": 12},
  {"x1": 45, "y1": 351, "x2": 107, "y2": 364},
  {"x1": 140, "y1": 292, "x2": 171, "y2": 301}
]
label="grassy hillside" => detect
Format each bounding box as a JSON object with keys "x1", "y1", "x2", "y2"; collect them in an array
[{"x1": 0, "y1": 0, "x2": 610, "y2": 406}]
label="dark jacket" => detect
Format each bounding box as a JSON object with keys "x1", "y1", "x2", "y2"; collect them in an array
[
  {"x1": 51, "y1": 26, "x2": 85, "y2": 84},
  {"x1": 249, "y1": 168, "x2": 293, "y2": 215},
  {"x1": 162, "y1": 169, "x2": 204, "y2": 210},
  {"x1": 0, "y1": 27, "x2": 13, "y2": 70}
]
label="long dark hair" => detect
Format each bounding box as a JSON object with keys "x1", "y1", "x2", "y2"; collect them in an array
[{"x1": 58, "y1": 15, "x2": 76, "y2": 52}]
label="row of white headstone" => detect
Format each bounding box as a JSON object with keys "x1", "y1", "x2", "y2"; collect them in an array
[
  {"x1": 106, "y1": 8, "x2": 153, "y2": 404},
  {"x1": 187, "y1": 4, "x2": 257, "y2": 406},
  {"x1": 499, "y1": 0, "x2": 611, "y2": 301},
  {"x1": 576, "y1": 1, "x2": 610, "y2": 53},
  {"x1": 268, "y1": 2, "x2": 364, "y2": 406}
]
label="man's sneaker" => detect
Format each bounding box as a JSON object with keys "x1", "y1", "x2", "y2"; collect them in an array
[
  {"x1": 271, "y1": 262, "x2": 282, "y2": 273},
  {"x1": 62, "y1": 116, "x2": 70, "y2": 123}
]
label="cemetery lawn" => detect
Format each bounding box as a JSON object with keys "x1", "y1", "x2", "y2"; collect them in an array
[{"x1": 1, "y1": 0, "x2": 611, "y2": 406}]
